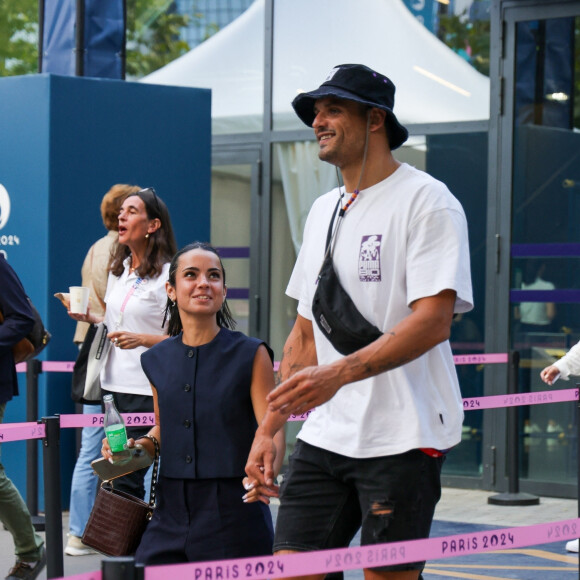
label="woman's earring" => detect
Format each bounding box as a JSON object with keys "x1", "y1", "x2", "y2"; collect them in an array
[{"x1": 145, "y1": 233, "x2": 150, "y2": 239}]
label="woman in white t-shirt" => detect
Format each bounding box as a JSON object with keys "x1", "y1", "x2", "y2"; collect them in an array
[
  {"x1": 69, "y1": 188, "x2": 177, "y2": 499},
  {"x1": 515, "y1": 260, "x2": 556, "y2": 334}
]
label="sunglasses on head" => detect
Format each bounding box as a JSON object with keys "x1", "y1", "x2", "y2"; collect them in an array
[{"x1": 138, "y1": 187, "x2": 162, "y2": 219}]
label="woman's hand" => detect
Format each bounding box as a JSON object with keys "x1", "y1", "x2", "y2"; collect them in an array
[
  {"x1": 67, "y1": 307, "x2": 102, "y2": 325},
  {"x1": 242, "y1": 475, "x2": 279, "y2": 505},
  {"x1": 134, "y1": 437, "x2": 156, "y2": 459},
  {"x1": 108, "y1": 330, "x2": 142, "y2": 350},
  {"x1": 101, "y1": 437, "x2": 148, "y2": 463},
  {"x1": 101, "y1": 436, "x2": 113, "y2": 462}
]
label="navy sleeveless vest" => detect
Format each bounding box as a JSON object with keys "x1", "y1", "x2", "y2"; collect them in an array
[{"x1": 140, "y1": 328, "x2": 273, "y2": 479}]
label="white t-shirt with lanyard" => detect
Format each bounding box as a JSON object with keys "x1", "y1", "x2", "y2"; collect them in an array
[{"x1": 101, "y1": 259, "x2": 170, "y2": 396}]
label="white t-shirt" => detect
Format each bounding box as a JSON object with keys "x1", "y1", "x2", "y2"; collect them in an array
[
  {"x1": 101, "y1": 260, "x2": 170, "y2": 396},
  {"x1": 287, "y1": 163, "x2": 473, "y2": 458},
  {"x1": 519, "y1": 278, "x2": 555, "y2": 325}
]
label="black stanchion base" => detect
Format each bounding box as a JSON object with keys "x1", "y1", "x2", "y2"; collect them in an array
[
  {"x1": 31, "y1": 515, "x2": 45, "y2": 531},
  {"x1": 487, "y1": 492, "x2": 540, "y2": 506},
  {"x1": 102, "y1": 556, "x2": 139, "y2": 580}
]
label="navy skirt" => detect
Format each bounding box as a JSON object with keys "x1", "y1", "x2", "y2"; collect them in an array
[{"x1": 135, "y1": 476, "x2": 274, "y2": 565}]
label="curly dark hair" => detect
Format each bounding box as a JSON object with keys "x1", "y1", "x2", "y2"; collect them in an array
[
  {"x1": 163, "y1": 242, "x2": 236, "y2": 336},
  {"x1": 110, "y1": 188, "x2": 177, "y2": 280}
]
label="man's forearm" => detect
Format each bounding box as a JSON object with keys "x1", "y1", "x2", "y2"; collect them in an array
[
  {"x1": 277, "y1": 314, "x2": 318, "y2": 384},
  {"x1": 331, "y1": 291, "x2": 456, "y2": 387},
  {"x1": 257, "y1": 407, "x2": 289, "y2": 439}
]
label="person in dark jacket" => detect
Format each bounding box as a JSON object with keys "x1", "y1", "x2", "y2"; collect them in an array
[
  {"x1": 100, "y1": 242, "x2": 285, "y2": 564},
  {"x1": 0, "y1": 254, "x2": 46, "y2": 580}
]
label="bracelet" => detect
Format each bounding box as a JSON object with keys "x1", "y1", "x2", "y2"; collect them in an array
[{"x1": 140, "y1": 434, "x2": 160, "y2": 455}]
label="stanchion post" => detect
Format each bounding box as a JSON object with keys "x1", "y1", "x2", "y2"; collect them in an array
[
  {"x1": 42, "y1": 416, "x2": 64, "y2": 579},
  {"x1": 26, "y1": 359, "x2": 45, "y2": 530},
  {"x1": 488, "y1": 350, "x2": 539, "y2": 506},
  {"x1": 507, "y1": 350, "x2": 520, "y2": 495},
  {"x1": 102, "y1": 557, "x2": 141, "y2": 580}
]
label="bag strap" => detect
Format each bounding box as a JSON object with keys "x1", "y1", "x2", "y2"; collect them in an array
[
  {"x1": 142, "y1": 435, "x2": 160, "y2": 508},
  {"x1": 325, "y1": 198, "x2": 342, "y2": 255}
]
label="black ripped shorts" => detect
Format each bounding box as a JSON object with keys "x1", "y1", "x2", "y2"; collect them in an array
[{"x1": 274, "y1": 440, "x2": 444, "y2": 572}]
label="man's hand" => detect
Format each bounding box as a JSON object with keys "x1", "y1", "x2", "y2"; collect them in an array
[
  {"x1": 245, "y1": 427, "x2": 279, "y2": 488},
  {"x1": 267, "y1": 364, "x2": 343, "y2": 415}
]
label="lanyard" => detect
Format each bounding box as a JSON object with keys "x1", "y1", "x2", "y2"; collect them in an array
[{"x1": 115, "y1": 276, "x2": 143, "y2": 329}]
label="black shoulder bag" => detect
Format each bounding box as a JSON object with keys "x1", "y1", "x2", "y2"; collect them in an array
[
  {"x1": 311, "y1": 199, "x2": 383, "y2": 355},
  {"x1": 0, "y1": 298, "x2": 51, "y2": 364}
]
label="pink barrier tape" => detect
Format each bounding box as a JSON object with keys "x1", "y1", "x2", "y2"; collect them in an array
[
  {"x1": 144, "y1": 518, "x2": 580, "y2": 579},
  {"x1": 463, "y1": 387, "x2": 578, "y2": 411},
  {"x1": 0, "y1": 422, "x2": 46, "y2": 442},
  {"x1": 55, "y1": 387, "x2": 577, "y2": 427},
  {"x1": 290, "y1": 389, "x2": 579, "y2": 421},
  {"x1": 15, "y1": 361, "x2": 76, "y2": 373},
  {"x1": 42, "y1": 361, "x2": 76, "y2": 372},
  {"x1": 62, "y1": 412, "x2": 301, "y2": 427},
  {"x1": 288, "y1": 410, "x2": 315, "y2": 422},
  {"x1": 54, "y1": 572, "x2": 100, "y2": 580},
  {"x1": 59, "y1": 413, "x2": 156, "y2": 428},
  {"x1": 274, "y1": 353, "x2": 506, "y2": 373},
  {"x1": 20, "y1": 388, "x2": 580, "y2": 430},
  {"x1": 15, "y1": 354, "x2": 506, "y2": 375},
  {"x1": 453, "y1": 352, "x2": 508, "y2": 365}
]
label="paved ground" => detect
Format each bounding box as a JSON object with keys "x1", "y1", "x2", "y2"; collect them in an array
[{"x1": 0, "y1": 487, "x2": 577, "y2": 579}]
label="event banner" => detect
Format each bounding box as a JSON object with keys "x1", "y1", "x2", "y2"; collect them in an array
[{"x1": 40, "y1": 0, "x2": 125, "y2": 79}]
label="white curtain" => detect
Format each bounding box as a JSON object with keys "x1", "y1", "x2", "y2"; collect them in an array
[{"x1": 274, "y1": 141, "x2": 337, "y2": 254}]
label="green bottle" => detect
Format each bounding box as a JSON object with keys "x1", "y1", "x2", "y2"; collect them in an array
[{"x1": 103, "y1": 394, "x2": 131, "y2": 464}]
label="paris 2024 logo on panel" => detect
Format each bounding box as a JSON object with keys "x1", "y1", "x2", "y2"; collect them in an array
[
  {"x1": 0, "y1": 184, "x2": 19, "y2": 259},
  {"x1": 0, "y1": 183, "x2": 10, "y2": 230}
]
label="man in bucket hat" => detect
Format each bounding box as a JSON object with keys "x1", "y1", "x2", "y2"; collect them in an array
[{"x1": 246, "y1": 64, "x2": 473, "y2": 579}]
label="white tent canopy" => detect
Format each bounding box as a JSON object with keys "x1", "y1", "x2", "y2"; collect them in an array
[
  {"x1": 143, "y1": 0, "x2": 490, "y2": 251},
  {"x1": 143, "y1": 0, "x2": 490, "y2": 134}
]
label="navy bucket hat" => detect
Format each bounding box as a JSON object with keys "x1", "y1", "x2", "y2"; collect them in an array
[{"x1": 291, "y1": 64, "x2": 409, "y2": 150}]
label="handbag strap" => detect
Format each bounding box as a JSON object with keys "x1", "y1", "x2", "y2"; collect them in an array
[{"x1": 142, "y1": 435, "x2": 160, "y2": 508}]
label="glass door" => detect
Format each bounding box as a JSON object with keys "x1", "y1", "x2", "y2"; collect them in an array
[
  {"x1": 211, "y1": 148, "x2": 267, "y2": 340},
  {"x1": 500, "y1": 1, "x2": 580, "y2": 497}
]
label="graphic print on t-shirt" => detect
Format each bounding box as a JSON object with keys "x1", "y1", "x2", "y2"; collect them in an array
[{"x1": 359, "y1": 235, "x2": 382, "y2": 282}]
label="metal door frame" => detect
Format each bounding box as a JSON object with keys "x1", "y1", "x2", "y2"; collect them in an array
[{"x1": 483, "y1": 0, "x2": 580, "y2": 497}]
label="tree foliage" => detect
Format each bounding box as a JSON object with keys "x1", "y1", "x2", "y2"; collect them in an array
[
  {"x1": 0, "y1": 0, "x2": 38, "y2": 76},
  {"x1": 125, "y1": 0, "x2": 190, "y2": 79},
  {"x1": 437, "y1": 10, "x2": 491, "y2": 76}
]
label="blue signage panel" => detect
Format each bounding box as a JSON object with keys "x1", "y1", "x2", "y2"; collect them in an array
[{"x1": 0, "y1": 74, "x2": 211, "y2": 506}]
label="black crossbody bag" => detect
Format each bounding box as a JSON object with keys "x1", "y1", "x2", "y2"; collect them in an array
[{"x1": 311, "y1": 199, "x2": 383, "y2": 355}]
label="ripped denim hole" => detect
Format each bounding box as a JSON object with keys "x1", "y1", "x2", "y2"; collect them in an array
[{"x1": 366, "y1": 500, "x2": 394, "y2": 541}]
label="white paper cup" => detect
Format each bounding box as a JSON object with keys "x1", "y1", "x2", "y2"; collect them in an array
[{"x1": 69, "y1": 286, "x2": 90, "y2": 314}]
